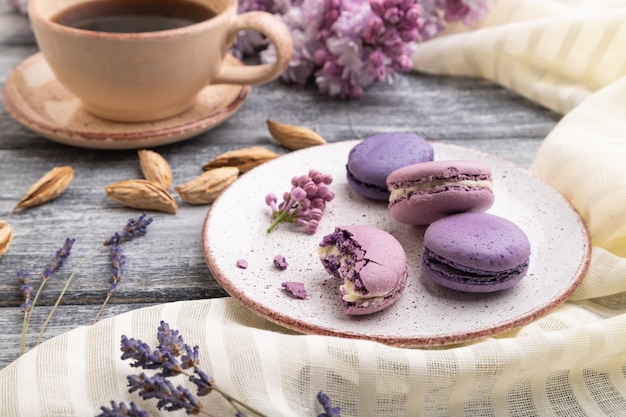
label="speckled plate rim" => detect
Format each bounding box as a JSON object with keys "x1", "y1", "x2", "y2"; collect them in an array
[
  {"x1": 2, "y1": 52, "x2": 250, "y2": 150},
  {"x1": 202, "y1": 140, "x2": 591, "y2": 348}
]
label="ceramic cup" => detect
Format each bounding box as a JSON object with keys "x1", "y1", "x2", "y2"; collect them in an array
[{"x1": 28, "y1": 0, "x2": 293, "y2": 122}]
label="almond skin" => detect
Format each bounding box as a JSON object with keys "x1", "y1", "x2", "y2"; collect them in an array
[
  {"x1": 266, "y1": 119, "x2": 327, "y2": 150},
  {"x1": 105, "y1": 179, "x2": 177, "y2": 214},
  {"x1": 14, "y1": 166, "x2": 74, "y2": 211}
]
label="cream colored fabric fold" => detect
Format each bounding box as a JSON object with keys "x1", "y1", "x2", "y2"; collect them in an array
[
  {"x1": 2, "y1": 0, "x2": 626, "y2": 415},
  {"x1": 411, "y1": 0, "x2": 626, "y2": 114}
]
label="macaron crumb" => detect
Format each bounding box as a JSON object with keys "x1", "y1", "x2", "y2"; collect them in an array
[
  {"x1": 236, "y1": 259, "x2": 248, "y2": 269},
  {"x1": 273, "y1": 255, "x2": 288, "y2": 270},
  {"x1": 281, "y1": 281, "x2": 307, "y2": 299}
]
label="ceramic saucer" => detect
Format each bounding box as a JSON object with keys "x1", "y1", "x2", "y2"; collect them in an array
[{"x1": 2, "y1": 52, "x2": 251, "y2": 150}]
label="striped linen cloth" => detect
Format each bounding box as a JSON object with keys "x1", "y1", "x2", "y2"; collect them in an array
[{"x1": 2, "y1": 0, "x2": 626, "y2": 415}]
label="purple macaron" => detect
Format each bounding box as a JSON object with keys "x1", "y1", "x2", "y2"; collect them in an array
[
  {"x1": 318, "y1": 225, "x2": 408, "y2": 315},
  {"x1": 422, "y1": 212, "x2": 531, "y2": 293},
  {"x1": 387, "y1": 159, "x2": 495, "y2": 225},
  {"x1": 346, "y1": 133, "x2": 434, "y2": 201}
]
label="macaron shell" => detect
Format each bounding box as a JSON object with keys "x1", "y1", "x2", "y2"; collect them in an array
[
  {"x1": 346, "y1": 133, "x2": 434, "y2": 201},
  {"x1": 320, "y1": 225, "x2": 408, "y2": 315},
  {"x1": 422, "y1": 257, "x2": 529, "y2": 293},
  {"x1": 389, "y1": 188, "x2": 494, "y2": 225},
  {"x1": 424, "y1": 213, "x2": 531, "y2": 271},
  {"x1": 422, "y1": 212, "x2": 531, "y2": 293},
  {"x1": 387, "y1": 159, "x2": 495, "y2": 225}
]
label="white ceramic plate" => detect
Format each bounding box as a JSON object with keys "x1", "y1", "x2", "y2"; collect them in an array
[{"x1": 202, "y1": 141, "x2": 590, "y2": 347}]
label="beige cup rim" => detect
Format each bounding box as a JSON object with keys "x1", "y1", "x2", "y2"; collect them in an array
[{"x1": 28, "y1": 0, "x2": 236, "y2": 39}]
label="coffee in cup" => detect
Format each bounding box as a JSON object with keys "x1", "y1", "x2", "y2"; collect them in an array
[{"x1": 28, "y1": 0, "x2": 293, "y2": 122}]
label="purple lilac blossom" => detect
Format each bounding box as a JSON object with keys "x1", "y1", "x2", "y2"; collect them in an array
[
  {"x1": 237, "y1": 0, "x2": 488, "y2": 98},
  {"x1": 7, "y1": 0, "x2": 28, "y2": 14},
  {"x1": 266, "y1": 169, "x2": 334, "y2": 234}
]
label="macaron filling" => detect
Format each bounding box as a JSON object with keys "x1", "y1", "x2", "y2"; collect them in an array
[
  {"x1": 423, "y1": 247, "x2": 530, "y2": 285},
  {"x1": 389, "y1": 178, "x2": 493, "y2": 202},
  {"x1": 318, "y1": 228, "x2": 406, "y2": 311}
]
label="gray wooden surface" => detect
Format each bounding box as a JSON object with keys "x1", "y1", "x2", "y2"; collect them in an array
[{"x1": 0, "y1": 1, "x2": 561, "y2": 370}]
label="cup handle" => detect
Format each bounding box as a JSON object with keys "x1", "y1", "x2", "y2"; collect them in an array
[{"x1": 214, "y1": 11, "x2": 294, "y2": 85}]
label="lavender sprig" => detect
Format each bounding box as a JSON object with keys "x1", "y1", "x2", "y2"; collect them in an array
[
  {"x1": 266, "y1": 169, "x2": 334, "y2": 234},
  {"x1": 97, "y1": 401, "x2": 150, "y2": 417},
  {"x1": 107, "y1": 322, "x2": 345, "y2": 417},
  {"x1": 317, "y1": 391, "x2": 342, "y2": 417},
  {"x1": 112, "y1": 321, "x2": 269, "y2": 417},
  {"x1": 93, "y1": 213, "x2": 153, "y2": 324},
  {"x1": 34, "y1": 214, "x2": 153, "y2": 347},
  {"x1": 19, "y1": 238, "x2": 75, "y2": 355}
]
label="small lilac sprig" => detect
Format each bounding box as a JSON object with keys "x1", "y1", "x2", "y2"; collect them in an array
[
  {"x1": 235, "y1": 0, "x2": 489, "y2": 99},
  {"x1": 265, "y1": 169, "x2": 334, "y2": 234},
  {"x1": 18, "y1": 238, "x2": 75, "y2": 355}
]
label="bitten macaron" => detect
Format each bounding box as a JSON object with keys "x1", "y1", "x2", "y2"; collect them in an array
[
  {"x1": 318, "y1": 225, "x2": 408, "y2": 315},
  {"x1": 346, "y1": 133, "x2": 434, "y2": 201},
  {"x1": 387, "y1": 159, "x2": 495, "y2": 225},
  {"x1": 422, "y1": 212, "x2": 531, "y2": 293}
]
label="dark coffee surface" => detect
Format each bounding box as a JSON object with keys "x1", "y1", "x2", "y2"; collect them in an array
[{"x1": 52, "y1": 0, "x2": 216, "y2": 33}]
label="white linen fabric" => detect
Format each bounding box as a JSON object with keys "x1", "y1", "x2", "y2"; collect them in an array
[{"x1": 2, "y1": 0, "x2": 626, "y2": 415}]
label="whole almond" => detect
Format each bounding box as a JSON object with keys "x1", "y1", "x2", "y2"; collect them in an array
[
  {"x1": 105, "y1": 179, "x2": 177, "y2": 214},
  {"x1": 14, "y1": 166, "x2": 74, "y2": 211},
  {"x1": 175, "y1": 167, "x2": 239, "y2": 205},
  {"x1": 138, "y1": 149, "x2": 173, "y2": 189},
  {"x1": 266, "y1": 119, "x2": 327, "y2": 150},
  {"x1": 0, "y1": 221, "x2": 13, "y2": 258},
  {"x1": 202, "y1": 146, "x2": 279, "y2": 173}
]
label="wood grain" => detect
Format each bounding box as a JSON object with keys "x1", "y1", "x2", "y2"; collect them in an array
[{"x1": 0, "y1": 1, "x2": 562, "y2": 369}]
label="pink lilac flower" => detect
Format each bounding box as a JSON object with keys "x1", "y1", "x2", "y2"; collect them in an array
[
  {"x1": 266, "y1": 169, "x2": 334, "y2": 234},
  {"x1": 238, "y1": 0, "x2": 488, "y2": 98},
  {"x1": 7, "y1": 0, "x2": 28, "y2": 14}
]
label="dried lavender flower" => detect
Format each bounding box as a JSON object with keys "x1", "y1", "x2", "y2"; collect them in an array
[
  {"x1": 42, "y1": 238, "x2": 75, "y2": 281},
  {"x1": 127, "y1": 373, "x2": 203, "y2": 414},
  {"x1": 19, "y1": 238, "x2": 75, "y2": 355},
  {"x1": 96, "y1": 401, "x2": 150, "y2": 417},
  {"x1": 93, "y1": 214, "x2": 154, "y2": 324},
  {"x1": 112, "y1": 322, "x2": 269, "y2": 417},
  {"x1": 17, "y1": 269, "x2": 33, "y2": 313},
  {"x1": 317, "y1": 391, "x2": 342, "y2": 417},
  {"x1": 104, "y1": 213, "x2": 154, "y2": 246},
  {"x1": 266, "y1": 169, "x2": 334, "y2": 234}
]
